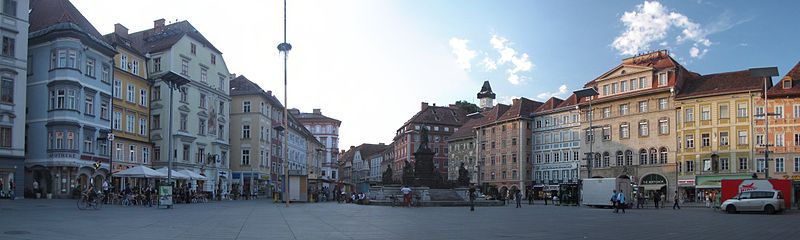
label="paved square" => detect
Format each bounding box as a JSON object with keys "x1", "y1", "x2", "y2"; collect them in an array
[{"x1": 0, "y1": 199, "x2": 797, "y2": 240}]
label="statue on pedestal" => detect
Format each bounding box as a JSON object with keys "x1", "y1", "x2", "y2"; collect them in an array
[{"x1": 457, "y1": 162, "x2": 470, "y2": 186}]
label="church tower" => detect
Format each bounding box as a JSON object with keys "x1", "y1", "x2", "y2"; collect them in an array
[{"x1": 477, "y1": 80, "x2": 496, "y2": 109}]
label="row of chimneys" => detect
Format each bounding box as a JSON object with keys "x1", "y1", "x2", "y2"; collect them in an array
[
  {"x1": 421, "y1": 102, "x2": 459, "y2": 110},
  {"x1": 113, "y1": 18, "x2": 169, "y2": 38}
]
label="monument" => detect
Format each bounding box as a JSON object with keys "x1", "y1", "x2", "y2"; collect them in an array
[
  {"x1": 413, "y1": 128, "x2": 436, "y2": 187},
  {"x1": 457, "y1": 162, "x2": 470, "y2": 186}
]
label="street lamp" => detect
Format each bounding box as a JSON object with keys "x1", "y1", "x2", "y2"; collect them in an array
[
  {"x1": 574, "y1": 87, "x2": 599, "y2": 179},
  {"x1": 273, "y1": 125, "x2": 287, "y2": 205},
  {"x1": 750, "y1": 67, "x2": 779, "y2": 179},
  {"x1": 277, "y1": 0, "x2": 292, "y2": 207},
  {"x1": 160, "y1": 72, "x2": 190, "y2": 203}
]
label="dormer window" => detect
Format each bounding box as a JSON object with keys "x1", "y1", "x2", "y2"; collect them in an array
[
  {"x1": 621, "y1": 70, "x2": 626, "y2": 75},
  {"x1": 658, "y1": 73, "x2": 668, "y2": 86},
  {"x1": 783, "y1": 80, "x2": 792, "y2": 89}
]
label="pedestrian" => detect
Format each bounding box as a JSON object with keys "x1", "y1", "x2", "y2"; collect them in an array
[
  {"x1": 611, "y1": 190, "x2": 618, "y2": 213},
  {"x1": 705, "y1": 193, "x2": 711, "y2": 208},
  {"x1": 527, "y1": 190, "x2": 533, "y2": 205},
  {"x1": 33, "y1": 179, "x2": 39, "y2": 198},
  {"x1": 515, "y1": 190, "x2": 522, "y2": 208},
  {"x1": 616, "y1": 190, "x2": 626, "y2": 213},
  {"x1": 102, "y1": 180, "x2": 110, "y2": 204},
  {"x1": 544, "y1": 192, "x2": 549, "y2": 205},
  {"x1": 636, "y1": 192, "x2": 644, "y2": 209},
  {"x1": 672, "y1": 191, "x2": 681, "y2": 210},
  {"x1": 661, "y1": 192, "x2": 666, "y2": 208},
  {"x1": 653, "y1": 191, "x2": 660, "y2": 209},
  {"x1": 468, "y1": 185, "x2": 477, "y2": 211},
  {"x1": 401, "y1": 186, "x2": 412, "y2": 207}
]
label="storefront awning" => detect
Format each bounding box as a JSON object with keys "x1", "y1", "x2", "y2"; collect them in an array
[
  {"x1": 641, "y1": 184, "x2": 665, "y2": 191},
  {"x1": 695, "y1": 174, "x2": 752, "y2": 189}
]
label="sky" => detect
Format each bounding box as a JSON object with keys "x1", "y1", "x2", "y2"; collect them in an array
[{"x1": 71, "y1": 0, "x2": 800, "y2": 149}]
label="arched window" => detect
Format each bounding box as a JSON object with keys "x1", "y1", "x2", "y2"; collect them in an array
[
  {"x1": 594, "y1": 153, "x2": 602, "y2": 168},
  {"x1": 616, "y1": 151, "x2": 624, "y2": 166},
  {"x1": 602, "y1": 152, "x2": 610, "y2": 167},
  {"x1": 649, "y1": 148, "x2": 658, "y2": 165},
  {"x1": 639, "y1": 149, "x2": 647, "y2": 165},
  {"x1": 625, "y1": 150, "x2": 633, "y2": 166},
  {"x1": 659, "y1": 147, "x2": 668, "y2": 164}
]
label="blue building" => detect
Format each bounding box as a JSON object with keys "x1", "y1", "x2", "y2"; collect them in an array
[
  {"x1": 0, "y1": 0, "x2": 29, "y2": 199},
  {"x1": 25, "y1": 0, "x2": 116, "y2": 198}
]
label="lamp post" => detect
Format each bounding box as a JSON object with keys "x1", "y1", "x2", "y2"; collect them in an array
[
  {"x1": 277, "y1": 0, "x2": 292, "y2": 207},
  {"x1": 161, "y1": 72, "x2": 190, "y2": 206},
  {"x1": 273, "y1": 125, "x2": 287, "y2": 205},
  {"x1": 574, "y1": 88, "x2": 600, "y2": 179},
  {"x1": 750, "y1": 67, "x2": 779, "y2": 179}
]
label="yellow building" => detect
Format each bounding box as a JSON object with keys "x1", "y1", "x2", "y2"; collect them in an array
[
  {"x1": 675, "y1": 69, "x2": 763, "y2": 202},
  {"x1": 104, "y1": 24, "x2": 153, "y2": 188}
]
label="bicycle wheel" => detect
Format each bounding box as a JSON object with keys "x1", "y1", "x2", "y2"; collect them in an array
[
  {"x1": 77, "y1": 198, "x2": 87, "y2": 210},
  {"x1": 92, "y1": 198, "x2": 101, "y2": 210}
]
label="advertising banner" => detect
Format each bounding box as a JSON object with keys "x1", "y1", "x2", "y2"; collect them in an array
[
  {"x1": 721, "y1": 179, "x2": 792, "y2": 208},
  {"x1": 159, "y1": 185, "x2": 173, "y2": 207}
]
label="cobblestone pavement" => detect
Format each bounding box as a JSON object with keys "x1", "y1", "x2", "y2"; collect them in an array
[{"x1": 0, "y1": 199, "x2": 798, "y2": 240}]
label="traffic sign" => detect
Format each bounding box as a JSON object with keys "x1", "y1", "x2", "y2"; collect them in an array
[{"x1": 107, "y1": 133, "x2": 115, "y2": 141}]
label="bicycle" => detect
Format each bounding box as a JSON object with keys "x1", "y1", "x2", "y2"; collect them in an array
[{"x1": 77, "y1": 192, "x2": 103, "y2": 210}]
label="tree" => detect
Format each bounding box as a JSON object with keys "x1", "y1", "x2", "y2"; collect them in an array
[{"x1": 454, "y1": 100, "x2": 479, "y2": 114}]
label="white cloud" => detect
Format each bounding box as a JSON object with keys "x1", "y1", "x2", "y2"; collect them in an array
[
  {"x1": 612, "y1": 1, "x2": 713, "y2": 59},
  {"x1": 536, "y1": 84, "x2": 569, "y2": 100},
  {"x1": 449, "y1": 37, "x2": 477, "y2": 71},
  {"x1": 486, "y1": 34, "x2": 534, "y2": 85},
  {"x1": 497, "y1": 95, "x2": 520, "y2": 105},
  {"x1": 689, "y1": 46, "x2": 707, "y2": 58}
]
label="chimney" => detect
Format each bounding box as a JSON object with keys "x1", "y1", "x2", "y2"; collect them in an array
[
  {"x1": 114, "y1": 23, "x2": 129, "y2": 38},
  {"x1": 313, "y1": 109, "x2": 321, "y2": 115},
  {"x1": 421, "y1": 102, "x2": 429, "y2": 110},
  {"x1": 289, "y1": 108, "x2": 300, "y2": 115},
  {"x1": 154, "y1": 18, "x2": 166, "y2": 33},
  {"x1": 229, "y1": 73, "x2": 237, "y2": 80},
  {"x1": 512, "y1": 98, "x2": 520, "y2": 106}
]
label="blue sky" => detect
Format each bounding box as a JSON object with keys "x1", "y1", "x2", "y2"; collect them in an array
[{"x1": 72, "y1": 0, "x2": 800, "y2": 149}]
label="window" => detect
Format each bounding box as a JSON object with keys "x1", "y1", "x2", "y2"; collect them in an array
[
  {"x1": 85, "y1": 58, "x2": 95, "y2": 77},
  {"x1": 602, "y1": 126, "x2": 611, "y2": 140},
  {"x1": 737, "y1": 103, "x2": 747, "y2": 118},
  {"x1": 784, "y1": 80, "x2": 792, "y2": 89},
  {"x1": 701, "y1": 107, "x2": 710, "y2": 120},
  {"x1": 2, "y1": 0, "x2": 17, "y2": 16},
  {"x1": 219, "y1": 101, "x2": 225, "y2": 115},
  {"x1": 701, "y1": 133, "x2": 710, "y2": 147},
  {"x1": 0, "y1": 73, "x2": 11, "y2": 103},
  {"x1": 638, "y1": 121, "x2": 649, "y2": 137},
  {"x1": 795, "y1": 158, "x2": 800, "y2": 172},
  {"x1": 126, "y1": 84, "x2": 135, "y2": 102},
  {"x1": 630, "y1": 78, "x2": 637, "y2": 90},
  {"x1": 200, "y1": 93, "x2": 207, "y2": 108},
  {"x1": 602, "y1": 85, "x2": 609, "y2": 96},
  {"x1": 602, "y1": 107, "x2": 610, "y2": 118},
  {"x1": 200, "y1": 68, "x2": 208, "y2": 83},
  {"x1": 776, "y1": 158, "x2": 785, "y2": 172},
  {"x1": 639, "y1": 77, "x2": 646, "y2": 89},
  {"x1": 755, "y1": 106, "x2": 765, "y2": 119},
  {"x1": 620, "y1": 81, "x2": 627, "y2": 92},
  {"x1": 586, "y1": 129, "x2": 594, "y2": 142},
  {"x1": 616, "y1": 151, "x2": 624, "y2": 166},
  {"x1": 638, "y1": 101, "x2": 647, "y2": 113},
  {"x1": 242, "y1": 125, "x2": 251, "y2": 139},
  {"x1": 756, "y1": 134, "x2": 764, "y2": 146},
  {"x1": 686, "y1": 135, "x2": 694, "y2": 148},
  {"x1": 115, "y1": 143, "x2": 122, "y2": 161},
  {"x1": 218, "y1": 76, "x2": 225, "y2": 91},
  {"x1": 776, "y1": 133, "x2": 785, "y2": 147},
  {"x1": 198, "y1": 118, "x2": 206, "y2": 135},
  {"x1": 719, "y1": 104, "x2": 729, "y2": 118},
  {"x1": 721, "y1": 158, "x2": 729, "y2": 171},
  {"x1": 113, "y1": 112, "x2": 121, "y2": 130},
  {"x1": 2, "y1": 37, "x2": 14, "y2": 57},
  {"x1": 738, "y1": 131, "x2": 748, "y2": 145},
  {"x1": 0, "y1": 127, "x2": 10, "y2": 148},
  {"x1": 179, "y1": 113, "x2": 187, "y2": 131},
  {"x1": 795, "y1": 133, "x2": 800, "y2": 146},
  {"x1": 142, "y1": 147, "x2": 149, "y2": 163},
  {"x1": 139, "y1": 118, "x2": 147, "y2": 135},
  {"x1": 658, "y1": 98, "x2": 668, "y2": 110},
  {"x1": 182, "y1": 145, "x2": 190, "y2": 161},
  {"x1": 113, "y1": 80, "x2": 121, "y2": 98},
  {"x1": 243, "y1": 101, "x2": 251, "y2": 112},
  {"x1": 739, "y1": 158, "x2": 748, "y2": 170},
  {"x1": 132, "y1": 60, "x2": 139, "y2": 75},
  {"x1": 685, "y1": 108, "x2": 694, "y2": 122},
  {"x1": 84, "y1": 95, "x2": 94, "y2": 115},
  {"x1": 120, "y1": 55, "x2": 128, "y2": 71},
  {"x1": 756, "y1": 159, "x2": 766, "y2": 173},
  {"x1": 129, "y1": 145, "x2": 136, "y2": 162},
  {"x1": 619, "y1": 104, "x2": 629, "y2": 116},
  {"x1": 625, "y1": 150, "x2": 633, "y2": 166},
  {"x1": 180, "y1": 87, "x2": 187, "y2": 102},
  {"x1": 659, "y1": 148, "x2": 667, "y2": 164},
  {"x1": 611, "y1": 83, "x2": 618, "y2": 94},
  {"x1": 126, "y1": 114, "x2": 135, "y2": 133},
  {"x1": 775, "y1": 106, "x2": 784, "y2": 119},
  {"x1": 101, "y1": 65, "x2": 110, "y2": 83},
  {"x1": 658, "y1": 73, "x2": 667, "y2": 86},
  {"x1": 153, "y1": 57, "x2": 162, "y2": 72},
  {"x1": 602, "y1": 152, "x2": 610, "y2": 167},
  {"x1": 100, "y1": 101, "x2": 108, "y2": 120},
  {"x1": 794, "y1": 105, "x2": 800, "y2": 118},
  {"x1": 67, "y1": 90, "x2": 76, "y2": 110},
  {"x1": 686, "y1": 160, "x2": 694, "y2": 172},
  {"x1": 211, "y1": 54, "x2": 216, "y2": 65},
  {"x1": 658, "y1": 119, "x2": 669, "y2": 135},
  {"x1": 720, "y1": 132, "x2": 729, "y2": 146},
  {"x1": 152, "y1": 114, "x2": 161, "y2": 129},
  {"x1": 190, "y1": 43, "x2": 197, "y2": 55},
  {"x1": 620, "y1": 123, "x2": 629, "y2": 139},
  {"x1": 181, "y1": 59, "x2": 189, "y2": 75}
]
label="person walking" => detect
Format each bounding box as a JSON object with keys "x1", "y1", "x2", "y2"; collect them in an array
[
  {"x1": 468, "y1": 185, "x2": 477, "y2": 211},
  {"x1": 401, "y1": 186, "x2": 412, "y2": 207},
  {"x1": 653, "y1": 191, "x2": 661, "y2": 209},
  {"x1": 102, "y1": 180, "x2": 110, "y2": 204},
  {"x1": 617, "y1": 190, "x2": 626, "y2": 213},
  {"x1": 543, "y1": 192, "x2": 548, "y2": 205},
  {"x1": 527, "y1": 190, "x2": 534, "y2": 205},
  {"x1": 636, "y1": 192, "x2": 644, "y2": 209},
  {"x1": 672, "y1": 190, "x2": 681, "y2": 210},
  {"x1": 515, "y1": 190, "x2": 522, "y2": 208},
  {"x1": 611, "y1": 190, "x2": 618, "y2": 213},
  {"x1": 32, "y1": 180, "x2": 39, "y2": 199}
]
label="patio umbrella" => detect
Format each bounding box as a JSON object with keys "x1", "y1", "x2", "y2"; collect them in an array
[
  {"x1": 179, "y1": 170, "x2": 208, "y2": 181},
  {"x1": 114, "y1": 166, "x2": 167, "y2": 178},
  {"x1": 156, "y1": 167, "x2": 191, "y2": 180}
]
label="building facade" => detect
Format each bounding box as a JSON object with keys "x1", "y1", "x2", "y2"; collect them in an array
[
  {"x1": 476, "y1": 97, "x2": 540, "y2": 197},
  {"x1": 391, "y1": 102, "x2": 466, "y2": 182},
  {"x1": 0, "y1": 0, "x2": 27, "y2": 199},
  {"x1": 294, "y1": 108, "x2": 341, "y2": 187},
  {"x1": 229, "y1": 75, "x2": 273, "y2": 196},
  {"x1": 675, "y1": 69, "x2": 762, "y2": 202},
  {"x1": 532, "y1": 95, "x2": 582, "y2": 197},
  {"x1": 130, "y1": 19, "x2": 231, "y2": 195},
  {"x1": 579, "y1": 50, "x2": 685, "y2": 202},
  {"x1": 26, "y1": 0, "x2": 116, "y2": 198},
  {"x1": 104, "y1": 24, "x2": 153, "y2": 190}
]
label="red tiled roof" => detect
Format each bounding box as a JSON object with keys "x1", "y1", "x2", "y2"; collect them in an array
[
  {"x1": 399, "y1": 105, "x2": 467, "y2": 130},
  {"x1": 30, "y1": 0, "x2": 105, "y2": 40},
  {"x1": 585, "y1": 50, "x2": 679, "y2": 87},
  {"x1": 496, "y1": 97, "x2": 543, "y2": 122},
  {"x1": 555, "y1": 93, "x2": 580, "y2": 109},
  {"x1": 675, "y1": 69, "x2": 765, "y2": 99},
  {"x1": 534, "y1": 97, "x2": 563, "y2": 112},
  {"x1": 767, "y1": 61, "x2": 800, "y2": 98},
  {"x1": 449, "y1": 104, "x2": 510, "y2": 141},
  {"x1": 128, "y1": 21, "x2": 222, "y2": 54}
]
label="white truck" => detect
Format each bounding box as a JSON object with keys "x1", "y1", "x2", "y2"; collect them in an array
[{"x1": 580, "y1": 178, "x2": 632, "y2": 208}]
